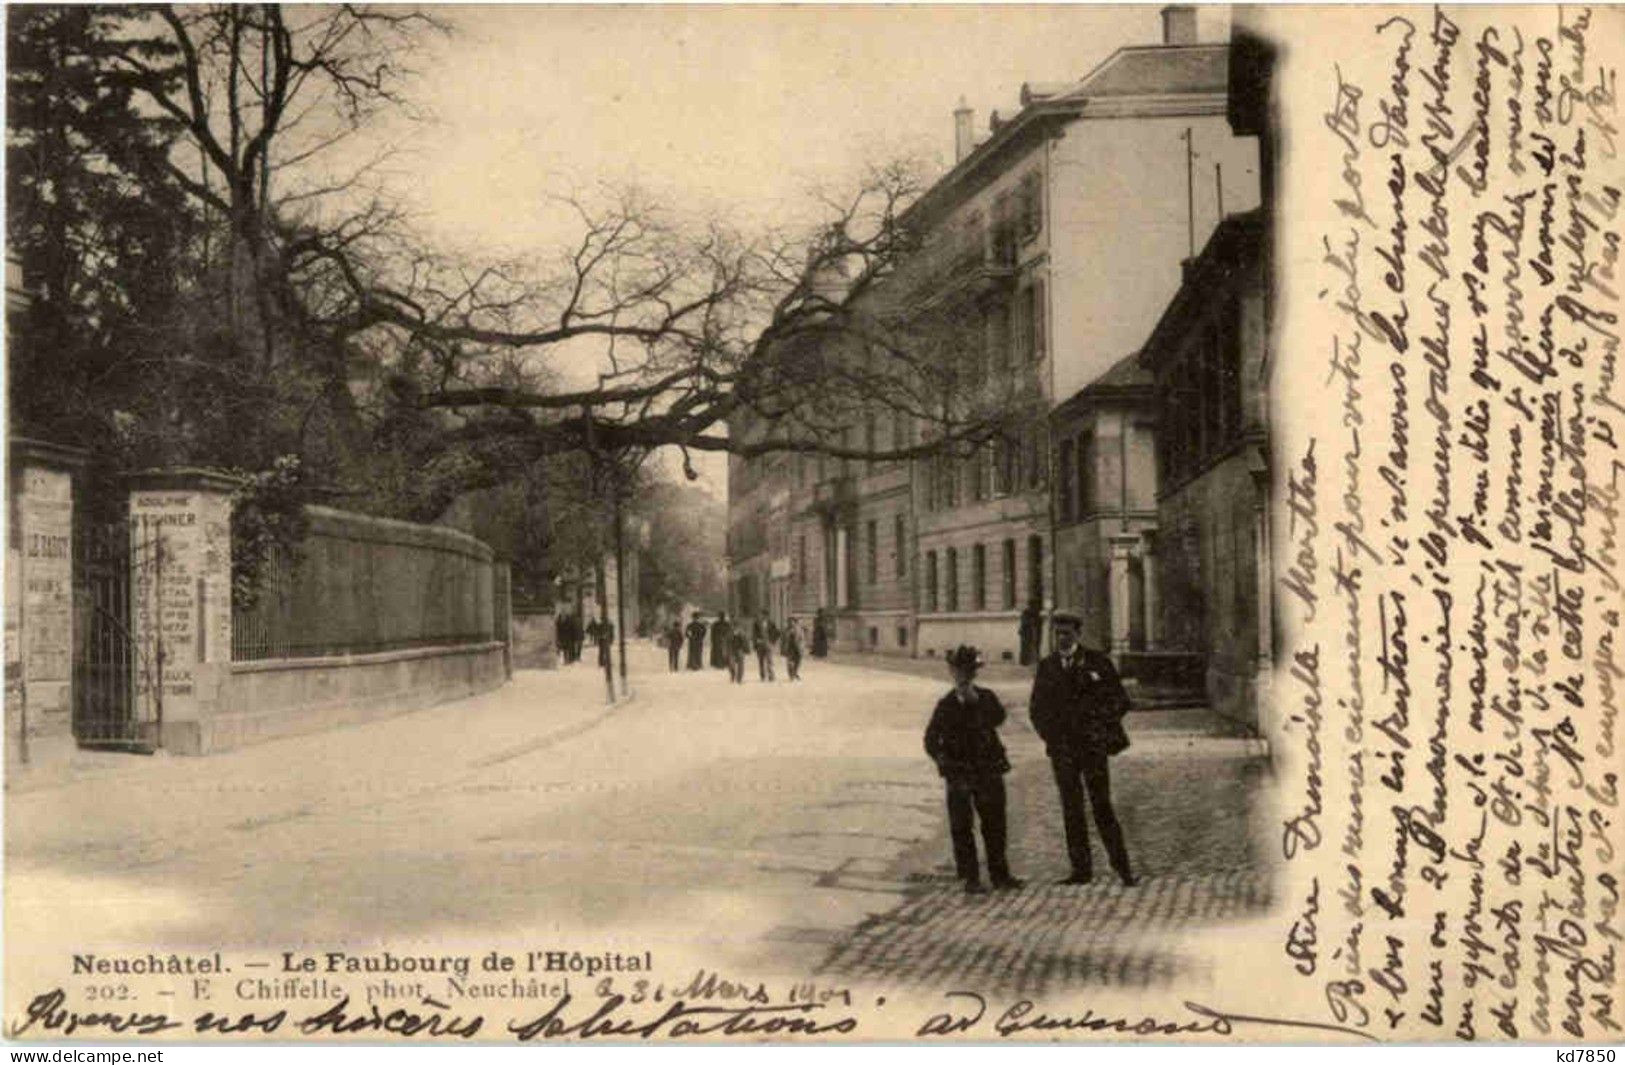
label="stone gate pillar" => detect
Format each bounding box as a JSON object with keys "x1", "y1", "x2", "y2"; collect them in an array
[
  {"x1": 7, "y1": 437, "x2": 86, "y2": 760},
  {"x1": 1106, "y1": 533, "x2": 1140, "y2": 654},
  {"x1": 127, "y1": 469, "x2": 236, "y2": 755}
]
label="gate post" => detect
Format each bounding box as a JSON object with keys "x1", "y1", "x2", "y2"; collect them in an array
[
  {"x1": 6, "y1": 437, "x2": 86, "y2": 765},
  {"x1": 127, "y1": 469, "x2": 237, "y2": 755}
]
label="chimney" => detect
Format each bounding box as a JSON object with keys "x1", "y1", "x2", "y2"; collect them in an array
[
  {"x1": 953, "y1": 96, "x2": 974, "y2": 162},
  {"x1": 1160, "y1": 4, "x2": 1197, "y2": 45}
]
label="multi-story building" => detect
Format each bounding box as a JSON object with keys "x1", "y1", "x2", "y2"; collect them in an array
[{"x1": 1124, "y1": 12, "x2": 1280, "y2": 729}]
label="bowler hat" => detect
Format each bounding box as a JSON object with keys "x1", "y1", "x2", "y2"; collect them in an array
[
  {"x1": 1051, "y1": 609, "x2": 1083, "y2": 628},
  {"x1": 945, "y1": 645, "x2": 983, "y2": 672}
]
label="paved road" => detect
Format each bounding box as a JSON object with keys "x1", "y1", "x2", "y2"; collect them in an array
[{"x1": 6, "y1": 646, "x2": 1270, "y2": 1001}]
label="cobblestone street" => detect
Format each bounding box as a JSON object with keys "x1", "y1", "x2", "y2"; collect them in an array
[{"x1": 812, "y1": 690, "x2": 1274, "y2": 996}]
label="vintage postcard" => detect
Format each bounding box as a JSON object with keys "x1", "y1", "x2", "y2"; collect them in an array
[{"x1": 3, "y1": 3, "x2": 1620, "y2": 1046}]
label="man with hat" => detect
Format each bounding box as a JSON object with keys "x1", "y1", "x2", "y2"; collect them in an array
[
  {"x1": 1029, "y1": 610, "x2": 1138, "y2": 886},
  {"x1": 924, "y1": 645, "x2": 1024, "y2": 895}
]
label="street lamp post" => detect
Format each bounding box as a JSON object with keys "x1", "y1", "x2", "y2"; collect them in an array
[{"x1": 612, "y1": 475, "x2": 628, "y2": 698}]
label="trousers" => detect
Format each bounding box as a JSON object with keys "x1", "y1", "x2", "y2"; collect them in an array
[
  {"x1": 1050, "y1": 752, "x2": 1131, "y2": 878},
  {"x1": 945, "y1": 774, "x2": 1010, "y2": 883}
]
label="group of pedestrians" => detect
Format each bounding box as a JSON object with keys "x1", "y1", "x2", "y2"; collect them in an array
[
  {"x1": 554, "y1": 611, "x2": 613, "y2": 667},
  {"x1": 924, "y1": 609, "x2": 1138, "y2": 895},
  {"x1": 661, "y1": 612, "x2": 805, "y2": 683}
]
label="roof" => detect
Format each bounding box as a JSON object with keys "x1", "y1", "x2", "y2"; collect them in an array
[
  {"x1": 1094, "y1": 348, "x2": 1154, "y2": 389},
  {"x1": 1052, "y1": 350, "x2": 1155, "y2": 421},
  {"x1": 1062, "y1": 43, "x2": 1229, "y2": 100},
  {"x1": 1139, "y1": 208, "x2": 1265, "y2": 370}
]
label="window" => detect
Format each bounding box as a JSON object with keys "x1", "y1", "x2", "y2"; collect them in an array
[
  {"x1": 927, "y1": 552, "x2": 940, "y2": 612},
  {"x1": 897, "y1": 626, "x2": 909, "y2": 648},
  {"x1": 993, "y1": 438, "x2": 1012, "y2": 496},
  {"x1": 1202, "y1": 328, "x2": 1223, "y2": 454},
  {"x1": 1027, "y1": 534, "x2": 1044, "y2": 605},
  {"x1": 969, "y1": 449, "x2": 987, "y2": 502},
  {"x1": 1025, "y1": 425, "x2": 1044, "y2": 489},
  {"x1": 961, "y1": 210, "x2": 985, "y2": 266},
  {"x1": 1221, "y1": 294, "x2": 1244, "y2": 440},
  {"x1": 989, "y1": 303, "x2": 1011, "y2": 370},
  {"x1": 946, "y1": 547, "x2": 960, "y2": 612},
  {"x1": 798, "y1": 534, "x2": 807, "y2": 587},
  {"x1": 1003, "y1": 539, "x2": 1017, "y2": 608},
  {"x1": 1013, "y1": 289, "x2": 1031, "y2": 364},
  {"x1": 1058, "y1": 438, "x2": 1076, "y2": 522},
  {"x1": 973, "y1": 544, "x2": 988, "y2": 610},
  {"x1": 1033, "y1": 277, "x2": 1048, "y2": 362},
  {"x1": 992, "y1": 192, "x2": 1017, "y2": 265},
  {"x1": 1077, "y1": 431, "x2": 1096, "y2": 516},
  {"x1": 940, "y1": 455, "x2": 959, "y2": 509},
  {"x1": 866, "y1": 519, "x2": 878, "y2": 584},
  {"x1": 844, "y1": 524, "x2": 858, "y2": 605},
  {"x1": 894, "y1": 514, "x2": 907, "y2": 577}
]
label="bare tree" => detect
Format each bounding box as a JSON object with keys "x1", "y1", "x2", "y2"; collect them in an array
[{"x1": 103, "y1": 4, "x2": 1034, "y2": 494}]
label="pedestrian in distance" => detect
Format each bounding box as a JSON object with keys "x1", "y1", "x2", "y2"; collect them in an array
[
  {"x1": 728, "y1": 628, "x2": 749, "y2": 684},
  {"x1": 595, "y1": 618, "x2": 615, "y2": 670},
  {"x1": 665, "y1": 617, "x2": 683, "y2": 672},
  {"x1": 781, "y1": 622, "x2": 803, "y2": 681},
  {"x1": 685, "y1": 613, "x2": 707, "y2": 671},
  {"x1": 583, "y1": 617, "x2": 600, "y2": 666},
  {"x1": 811, "y1": 612, "x2": 828, "y2": 658},
  {"x1": 753, "y1": 616, "x2": 775, "y2": 681},
  {"x1": 710, "y1": 613, "x2": 730, "y2": 670},
  {"x1": 1029, "y1": 610, "x2": 1138, "y2": 887},
  {"x1": 924, "y1": 645, "x2": 1023, "y2": 896}
]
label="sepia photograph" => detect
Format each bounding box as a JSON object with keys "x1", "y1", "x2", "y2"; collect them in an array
[{"x1": 2, "y1": 2, "x2": 1619, "y2": 1047}]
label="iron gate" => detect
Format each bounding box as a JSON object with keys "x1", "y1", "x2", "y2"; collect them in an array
[{"x1": 73, "y1": 519, "x2": 161, "y2": 752}]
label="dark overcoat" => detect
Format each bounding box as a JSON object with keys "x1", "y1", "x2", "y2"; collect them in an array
[
  {"x1": 710, "y1": 619, "x2": 730, "y2": 668},
  {"x1": 685, "y1": 620, "x2": 707, "y2": 669},
  {"x1": 1028, "y1": 648, "x2": 1132, "y2": 760},
  {"x1": 923, "y1": 685, "x2": 1011, "y2": 782}
]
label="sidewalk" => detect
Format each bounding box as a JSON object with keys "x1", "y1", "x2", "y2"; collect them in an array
[{"x1": 3, "y1": 653, "x2": 630, "y2": 796}]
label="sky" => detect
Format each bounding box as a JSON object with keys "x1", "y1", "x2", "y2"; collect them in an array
[{"x1": 346, "y1": 4, "x2": 1232, "y2": 494}]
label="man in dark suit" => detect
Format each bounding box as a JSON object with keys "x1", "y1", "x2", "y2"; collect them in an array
[
  {"x1": 1028, "y1": 610, "x2": 1138, "y2": 886},
  {"x1": 685, "y1": 613, "x2": 707, "y2": 670},
  {"x1": 781, "y1": 621, "x2": 803, "y2": 681},
  {"x1": 752, "y1": 616, "x2": 775, "y2": 681},
  {"x1": 710, "y1": 613, "x2": 730, "y2": 670},
  {"x1": 665, "y1": 617, "x2": 684, "y2": 672}
]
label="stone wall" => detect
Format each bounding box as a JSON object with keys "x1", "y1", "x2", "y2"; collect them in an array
[
  {"x1": 126, "y1": 473, "x2": 511, "y2": 755},
  {"x1": 510, "y1": 608, "x2": 559, "y2": 670}
]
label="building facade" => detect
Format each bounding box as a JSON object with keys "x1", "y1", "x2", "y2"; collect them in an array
[
  {"x1": 1049, "y1": 353, "x2": 1159, "y2": 654},
  {"x1": 726, "y1": 5, "x2": 1262, "y2": 668}
]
